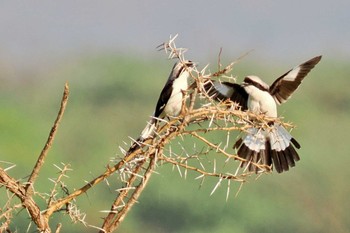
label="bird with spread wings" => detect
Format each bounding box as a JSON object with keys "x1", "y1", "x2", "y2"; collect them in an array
[{"x1": 205, "y1": 56, "x2": 322, "y2": 173}]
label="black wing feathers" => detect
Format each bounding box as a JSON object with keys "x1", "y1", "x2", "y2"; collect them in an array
[
  {"x1": 204, "y1": 81, "x2": 249, "y2": 110},
  {"x1": 269, "y1": 56, "x2": 322, "y2": 104},
  {"x1": 228, "y1": 82, "x2": 249, "y2": 110},
  {"x1": 154, "y1": 82, "x2": 173, "y2": 118}
]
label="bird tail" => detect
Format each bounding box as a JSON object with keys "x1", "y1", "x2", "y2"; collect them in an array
[
  {"x1": 233, "y1": 124, "x2": 301, "y2": 173},
  {"x1": 127, "y1": 119, "x2": 156, "y2": 155}
]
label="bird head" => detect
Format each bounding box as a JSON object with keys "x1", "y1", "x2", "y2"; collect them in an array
[
  {"x1": 171, "y1": 60, "x2": 194, "y2": 79},
  {"x1": 243, "y1": 75, "x2": 269, "y2": 91}
]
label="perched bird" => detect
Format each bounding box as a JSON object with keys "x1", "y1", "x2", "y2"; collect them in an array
[
  {"x1": 204, "y1": 56, "x2": 322, "y2": 173},
  {"x1": 128, "y1": 60, "x2": 194, "y2": 153}
]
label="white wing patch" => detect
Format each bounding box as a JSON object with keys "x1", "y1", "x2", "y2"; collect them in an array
[
  {"x1": 283, "y1": 66, "x2": 300, "y2": 81},
  {"x1": 214, "y1": 82, "x2": 234, "y2": 97}
]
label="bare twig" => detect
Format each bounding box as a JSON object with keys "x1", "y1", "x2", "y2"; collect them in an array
[
  {"x1": 26, "y1": 83, "x2": 70, "y2": 196},
  {"x1": 47, "y1": 163, "x2": 72, "y2": 206},
  {"x1": 54, "y1": 223, "x2": 62, "y2": 233},
  {"x1": 0, "y1": 36, "x2": 298, "y2": 232}
]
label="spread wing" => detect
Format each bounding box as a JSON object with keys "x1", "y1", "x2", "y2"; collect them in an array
[
  {"x1": 269, "y1": 55, "x2": 322, "y2": 104},
  {"x1": 204, "y1": 81, "x2": 248, "y2": 110}
]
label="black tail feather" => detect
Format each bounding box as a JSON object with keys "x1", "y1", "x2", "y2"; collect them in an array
[
  {"x1": 126, "y1": 137, "x2": 144, "y2": 155},
  {"x1": 279, "y1": 150, "x2": 290, "y2": 172},
  {"x1": 234, "y1": 134, "x2": 301, "y2": 173},
  {"x1": 289, "y1": 144, "x2": 300, "y2": 161},
  {"x1": 233, "y1": 137, "x2": 243, "y2": 149},
  {"x1": 291, "y1": 138, "x2": 301, "y2": 149},
  {"x1": 265, "y1": 141, "x2": 272, "y2": 167},
  {"x1": 271, "y1": 149, "x2": 282, "y2": 173},
  {"x1": 284, "y1": 146, "x2": 296, "y2": 167}
]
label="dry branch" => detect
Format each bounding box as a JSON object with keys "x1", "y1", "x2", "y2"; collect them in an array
[
  {"x1": 26, "y1": 82, "x2": 70, "y2": 197},
  {"x1": 0, "y1": 36, "x2": 297, "y2": 232}
]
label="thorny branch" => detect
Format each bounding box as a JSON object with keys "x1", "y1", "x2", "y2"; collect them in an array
[
  {"x1": 0, "y1": 35, "x2": 297, "y2": 232},
  {"x1": 0, "y1": 83, "x2": 70, "y2": 232},
  {"x1": 103, "y1": 154, "x2": 158, "y2": 232}
]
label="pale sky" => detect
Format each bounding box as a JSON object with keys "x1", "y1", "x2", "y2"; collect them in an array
[{"x1": 0, "y1": 0, "x2": 349, "y2": 70}]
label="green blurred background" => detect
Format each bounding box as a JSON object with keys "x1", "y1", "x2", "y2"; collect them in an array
[
  {"x1": 1, "y1": 1, "x2": 350, "y2": 232},
  {"x1": 0, "y1": 55, "x2": 349, "y2": 232}
]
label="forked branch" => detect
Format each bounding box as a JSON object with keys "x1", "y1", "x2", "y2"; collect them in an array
[{"x1": 0, "y1": 36, "x2": 297, "y2": 233}]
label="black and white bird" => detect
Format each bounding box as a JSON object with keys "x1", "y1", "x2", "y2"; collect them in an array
[
  {"x1": 128, "y1": 60, "x2": 194, "y2": 154},
  {"x1": 204, "y1": 56, "x2": 322, "y2": 173}
]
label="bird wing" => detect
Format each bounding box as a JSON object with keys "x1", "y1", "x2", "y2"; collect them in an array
[
  {"x1": 204, "y1": 81, "x2": 248, "y2": 110},
  {"x1": 154, "y1": 80, "x2": 173, "y2": 118},
  {"x1": 269, "y1": 55, "x2": 322, "y2": 104}
]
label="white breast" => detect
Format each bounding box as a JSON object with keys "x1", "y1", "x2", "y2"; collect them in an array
[
  {"x1": 245, "y1": 85, "x2": 277, "y2": 117},
  {"x1": 163, "y1": 71, "x2": 190, "y2": 117}
]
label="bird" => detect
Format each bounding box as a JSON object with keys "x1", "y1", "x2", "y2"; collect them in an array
[
  {"x1": 204, "y1": 55, "x2": 322, "y2": 173},
  {"x1": 127, "y1": 60, "x2": 194, "y2": 154}
]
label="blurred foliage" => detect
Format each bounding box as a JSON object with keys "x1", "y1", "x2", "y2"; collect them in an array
[{"x1": 0, "y1": 54, "x2": 349, "y2": 233}]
